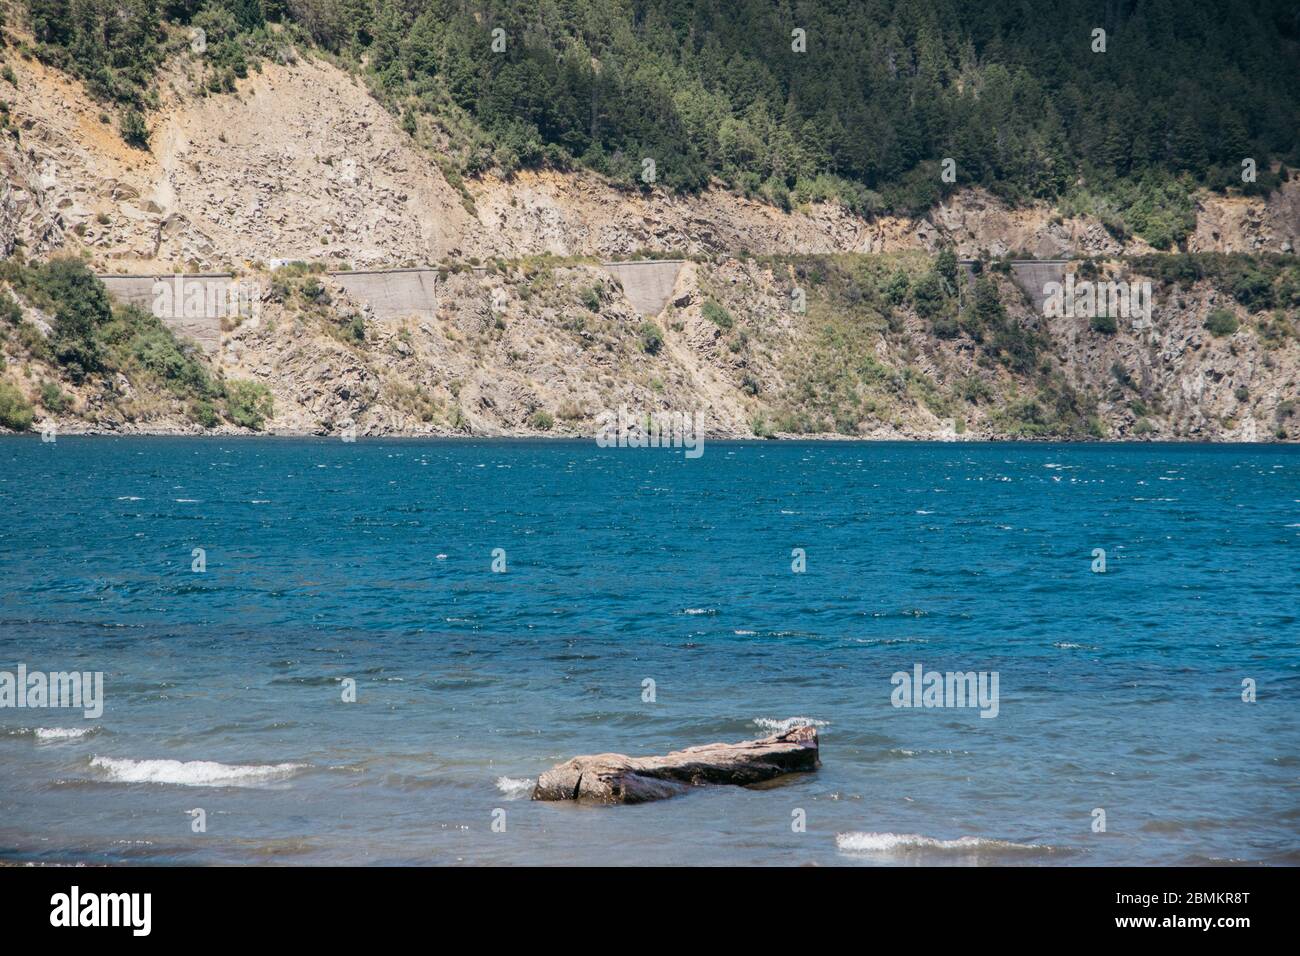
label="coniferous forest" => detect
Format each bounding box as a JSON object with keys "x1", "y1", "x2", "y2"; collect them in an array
[{"x1": 9, "y1": 0, "x2": 1300, "y2": 248}]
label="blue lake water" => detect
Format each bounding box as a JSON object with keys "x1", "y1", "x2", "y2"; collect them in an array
[{"x1": 0, "y1": 437, "x2": 1296, "y2": 865}]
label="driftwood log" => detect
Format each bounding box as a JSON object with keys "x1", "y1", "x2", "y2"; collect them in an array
[{"x1": 531, "y1": 725, "x2": 820, "y2": 804}]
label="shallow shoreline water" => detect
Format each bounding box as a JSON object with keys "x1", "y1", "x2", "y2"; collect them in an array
[{"x1": 1, "y1": 438, "x2": 1296, "y2": 865}]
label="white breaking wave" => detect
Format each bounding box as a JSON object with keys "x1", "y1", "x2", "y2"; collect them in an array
[
  {"x1": 752, "y1": 717, "x2": 829, "y2": 733},
  {"x1": 90, "y1": 756, "x2": 305, "y2": 787},
  {"x1": 494, "y1": 776, "x2": 535, "y2": 799},
  {"x1": 836, "y1": 832, "x2": 1053, "y2": 855},
  {"x1": 36, "y1": 727, "x2": 95, "y2": 741},
  {"x1": 7, "y1": 727, "x2": 98, "y2": 741}
]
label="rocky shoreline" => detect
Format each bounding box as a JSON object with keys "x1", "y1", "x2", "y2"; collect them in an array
[{"x1": 4, "y1": 426, "x2": 1290, "y2": 442}]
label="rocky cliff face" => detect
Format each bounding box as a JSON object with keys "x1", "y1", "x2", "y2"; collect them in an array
[
  {"x1": 1043, "y1": 271, "x2": 1297, "y2": 442},
  {"x1": 3, "y1": 46, "x2": 1296, "y2": 272},
  {"x1": 1192, "y1": 188, "x2": 1300, "y2": 256},
  {"x1": 6, "y1": 253, "x2": 1297, "y2": 442},
  {"x1": 1, "y1": 43, "x2": 1297, "y2": 442}
]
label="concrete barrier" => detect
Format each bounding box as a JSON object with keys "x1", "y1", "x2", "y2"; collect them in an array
[
  {"x1": 329, "y1": 268, "x2": 440, "y2": 322},
  {"x1": 958, "y1": 260, "x2": 1068, "y2": 313},
  {"x1": 600, "y1": 260, "x2": 684, "y2": 315},
  {"x1": 1008, "y1": 260, "x2": 1068, "y2": 313},
  {"x1": 99, "y1": 259, "x2": 1065, "y2": 354},
  {"x1": 98, "y1": 270, "x2": 443, "y2": 350},
  {"x1": 97, "y1": 274, "x2": 234, "y2": 354},
  {"x1": 325, "y1": 261, "x2": 684, "y2": 321}
]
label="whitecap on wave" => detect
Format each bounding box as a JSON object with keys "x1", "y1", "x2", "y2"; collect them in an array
[
  {"x1": 836, "y1": 831, "x2": 1057, "y2": 857},
  {"x1": 494, "y1": 776, "x2": 535, "y2": 799},
  {"x1": 89, "y1": 756, "x2": 305, "y2": 787},
  {"x1": 7, "y1": 726, "x2": 98, "y2": 741},
  {"x1": 752, "y1": 716, "x2": 829, "y2": 733},
  {"x1": 36, "y1": 727, "x2": 95, "y2": 741}
]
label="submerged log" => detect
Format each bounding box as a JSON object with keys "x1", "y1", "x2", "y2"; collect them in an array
[{"x1": 531, "y1": 725, "x2": 820, "y2": 804}]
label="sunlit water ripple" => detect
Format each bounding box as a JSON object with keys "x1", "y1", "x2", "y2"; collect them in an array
[{"x1": 0, "y1": 437, "x2": 1296, "y2": 865}]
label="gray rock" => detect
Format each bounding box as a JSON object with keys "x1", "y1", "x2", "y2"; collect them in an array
[{"x1": 532, "y1": 725, "x2": 820, "y2": 804}]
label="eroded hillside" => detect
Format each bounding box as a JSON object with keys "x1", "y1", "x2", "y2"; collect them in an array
[
  {"x1": 3, "y1": 44, "x2": 1298, "y2": 272},
  {"x1": 1, "y1": 39, "x2": 1297, "y2": 442},
  {"x1": 3, "y1": 250, "x2": 1297, "y2": 441}
]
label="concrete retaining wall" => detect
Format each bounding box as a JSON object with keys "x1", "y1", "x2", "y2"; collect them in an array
[
  {"x1": 98, "y1": 274, "x2": 234, "y2": 354},
  {"x1": 100, "y1": 260, "x2": 686, "y2": 352},
  {"x1": 1007, "y1": 261, "x2": 1068, "y2": 313},
  {"x1": 330, "y1": 268, "x2": 440, "y2": 322},
  {"x1": 958, "y1": 260, "x2": 1067, "y2": 313},
  {"x1": 601, "y1": 260, "x2": 683, "y2": 316},
  {"x1": 325, "y1": 261, "x2": 683, "y2": 322},
  {"x1": 101, "y1": 259, "x2": 1065, "y2": 355},
  {"x1": 98, "y1": 270, "x2": 443, "y2": 351}
]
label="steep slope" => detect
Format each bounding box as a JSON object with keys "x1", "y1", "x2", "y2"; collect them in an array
[
  {"x1": 149, "y1": 57, "x2": 476, "y2": 269},
  {"x1": 3, "y1": 47, "x2": 1297, "y2": 273},
  {"x1": 5, "y1": 251, "x2": 1297, "y2": 442},
  {"x1": 1, "y1": 44, "x2": 1297, "y2": 443}
]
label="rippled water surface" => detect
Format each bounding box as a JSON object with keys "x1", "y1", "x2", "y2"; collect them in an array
[{"x1": 0, "y1": 437, "x2": 1296, "y2": 865}]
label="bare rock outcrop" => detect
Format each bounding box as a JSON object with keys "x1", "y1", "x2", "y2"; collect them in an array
[
  {"x1": 532, "y1": 725, "x2": 820, "y2": 804},
  {"x1": 1191, "y1": 178, "x2": 1300, "y2": 254},
  {"x1": 4, "y1": 33, "x2": 1295, "y2": 272}
]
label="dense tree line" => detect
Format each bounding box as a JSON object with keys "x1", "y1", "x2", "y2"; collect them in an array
[{"x1": 11, "y1": 0, "x2": 1300, "y2": 244}]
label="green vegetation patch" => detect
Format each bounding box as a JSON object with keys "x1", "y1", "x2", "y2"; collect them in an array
[
  {"x1": 21, "y1": 1, "x2": 1297, "y2": 213},
  {"x1": 0, "y1": 380, "x2": 34, "y2": 431},
  {"x1": 223, "y1": 378, "x2": 274, "y2": 430},
  {"x1": 0, "y1": 257, "x2": 266, "y2": 430}
]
